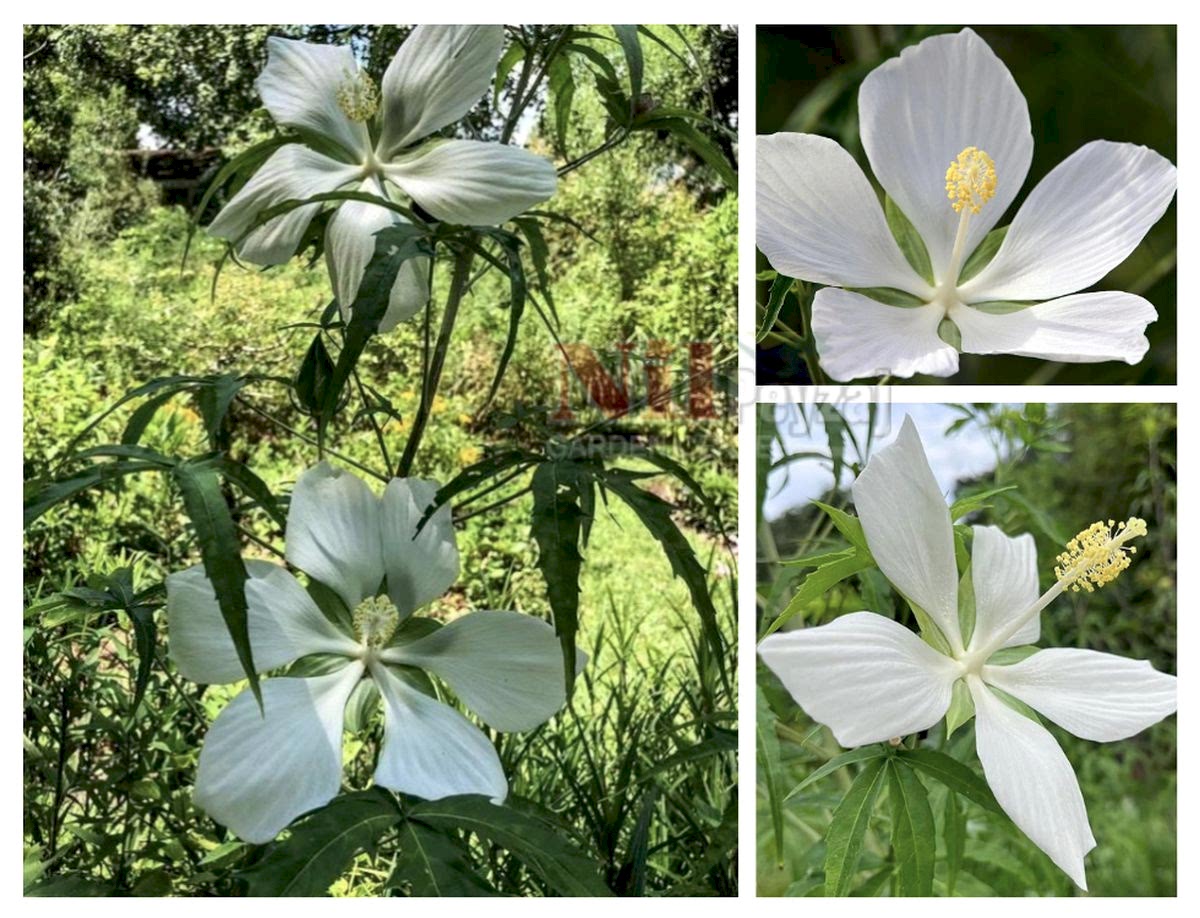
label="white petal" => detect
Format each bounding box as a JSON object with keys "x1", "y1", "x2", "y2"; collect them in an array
[
  {"x1": 382, "y1": 611, "x2": 569, "y2": 732},
  {"x1": 378, "y1": 25, "x2": 504, "y2": 156},
  {"x1": 859, "y1": 29, "x2": 1033, "y2": 281},
  {"x1": 256, "y1": 37, "x2": 370, "y2": 161},
  {"x1": 961, "y1": 141, "x2": 1177, "y2": 301},
  {"x1": 953, "y1": 292, "x2": 1156, "y2": 364},
  {"x1": 379, "y1": 478, "x2": 460, "y2": 616},
  {"x1": 967, "y1": 525, "x2": 1039, "y2": 653},
  {"x1": 384, "y1": 139, "x2": 556, "y2": 226},
  {"x1": 756, "y1": 133, "x2": 929, "y2": 294},
  {"x1": 759, "y1": 612, "x2": 960, "y2": 747},
  {"x1": 167, "y1": 560, "x2": 358, "y2": 685},
  {"x1": 324, "y1": 181, "x2": 431, "y2": 329},
  {"x1": 852, "y1": 416, "x2": 962, "y2": 651},
  {"x1": 811, "y1": 288, "x2": 958, "y2": 381},
  {"x1": 983, "y1": 648, "x2": 1176, "y2": 742},
  {"x1": 370, "y1": 661, "x2": 506, "y2": 802},
  {"x1": 194, "y1": 663, "x2": 363, "y2": 844},
  {"x1": 285, "y1": 462, "x2": 384, "y2": 612},
  {"x1": 208, "y1": 145, "x2": 360, "y2": 264},
  {"x1": 969, "y1": 677, "x2": 1095, "y2": 889}
]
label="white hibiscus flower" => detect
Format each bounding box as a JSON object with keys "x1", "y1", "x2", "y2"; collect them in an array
[
  {"x1": 758, "y1": 416, "x2": 1176, "y2": 888},
  {"x1": 209, "y1": 26, "x2": 557, "y2": 332},
  {"x1": 757, "y1": 29, "x2": 1176, "y2": 381},
  {"x1": 167, "y1": 462, "x2": 576, "y2": 843}
]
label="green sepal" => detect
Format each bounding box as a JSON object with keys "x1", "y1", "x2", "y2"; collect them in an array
[
  {"x1": 944, "y1": 679, "x2": 975, "y2": 738},
  {"x1": 843, "y1": 286, "x2": 928, "y2": 308},
  {"x1": 967, "y1": 300, "x2": 1041, "y2": 315},
  {"x1": 937, "y1": 317, "x2": 962, "y2": 350},
  {"x1": 956, "y1": 224, "x2": 1007, "y2": 284},
  {"x1": 957, "y1": 561, "x2": 976, "y2": 649},
  {"x1": 985, "y1": 644, "x2": 1041, "y2": 666},
  {"x1": 884, "y1": 195, "x2": 935, "y2": 286},
  {"x1": 343, "y1": 676, "x2": 380, "y2": 734},
  {"x1": 906, "y1": 600, "x2": 953, "y2": 657}
]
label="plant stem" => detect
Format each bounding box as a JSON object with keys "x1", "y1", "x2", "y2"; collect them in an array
[{"x1": 396, "y1": 243, "x2": 475, "y2": 477}]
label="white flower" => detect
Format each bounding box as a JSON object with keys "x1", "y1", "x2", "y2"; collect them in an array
[
  {"x1": 166, "y1": 462, "x2": 575, "y2": 844},
  {"x1": 758, "y1": 416, "x2": 1176, "y2": 889},
  {"x1": 757, "y1": 29, "x2": 1177, "y2": 380},
  {"x1": 208, "y1": 26, "x2": 557, "y2": 331}
]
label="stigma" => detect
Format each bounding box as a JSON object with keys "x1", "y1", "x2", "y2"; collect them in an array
[
  {"x1": 353, "y1": 595, "x2": 399, "y2": 648},
  {"x1": 1054, "y1": 518, "x2": 1147, "y2": 593},
  {"x1": 945, "y1": 147, "x2": 997, "y2": 214},
  {"x1": 336, "y1": 70, "x2": 379, "y2": 122}
]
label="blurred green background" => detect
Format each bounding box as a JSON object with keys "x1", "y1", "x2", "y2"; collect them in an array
[
  {"x1": 757, "y1": 403, "x2": 1177, "y2": 895},
  {"x1": 756, "y1": 25, "x2": 1177, "y2": 385}
]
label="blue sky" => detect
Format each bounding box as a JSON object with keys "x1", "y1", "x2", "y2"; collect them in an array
[{"x1": 762, "y1": 403, "x2": 1006, "y2": 521}]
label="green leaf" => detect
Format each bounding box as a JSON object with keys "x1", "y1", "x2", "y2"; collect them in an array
[
  {"x1": 414, "y1": 449, "x2": 534, "y2": 534},
  {"x1": 512, "y1": 217, "x2": 558, "y2": 327},
  {"x1": 757, "y1": 686, "x2": 785, "y2": 866},
  {"x1": 388, "y1": 822, "x2": 496, "y2": 896},
  {"x1": 128, "y1": 605, "x2": 156, "y2": 710},
  {"x1": 210, "y1": 457, "x2": 287, "y2": 530},
  {"x1": 896, "y1": 749, "x2": 1002, "y2": 816},
  {"x1": 960, "y1": 856, "x2": 1030, "y2": 895},
  {"x1": 24, "y1": 459, "x2": 162, "y2": 528},
  {"x1": 480, "y1": 229, "x2": 527, "y2": 408},
  {"x1": 944, "y1": 789, "x2": 964, "y2": 896},
  {"x1": 612, "y1": 25, "x2": 643, "y2": 121},
  {"x1": 823, "y1": 755, "x2": 887, "y2": 897},
  {"x1": 410, "y1": 796, "x2": 613, "y2": 896},
  {"x1": 885, "y1": 196, "x2": 935, "y2": 286},
  {"x1": 757, "y1": 273, "x2": 793, "y2": 342},
  {"x1": 600, "y1": 467, "x2": 725, "y2": 661},
  {"x1": 530, "y1": 461, "x2": 585, "y2": 692},
  {"x1": 320, "y1": 224, "x2": 433, "y2": 436},
  {"x1": 887, "y1": 759, "x2": 935, "y2": 896},
  {"x1": 956, "y1": 224, "x2": 1008, "y2": 285},
  {"x1": 641, "y1": 727, "x2": 736, "y2": 777},
  {"x1": 948, "y1": 485, "x2": 1018, "y2": 521},
  {"x1": 843, "y1": 286, "x2": 928, "y2": 308},
  {"x1": 764, "y1": 547, "x2": 873, "y2": 636},
  {"x1": 810, "y1": 500, "x2": 870, "y2": 553},
  {"x1": 193, "y1": 373, "x2": 246, "y2": 449},
  {"x1": 121, "y1": 388, "x2": 183, "y2": 445},
  {"x1": 240, "y1": 790, "x2": 401, "y2": 896},
  {"x1": 294, "y1": 331, "x2": 337, "y2": 417},
  {"x1": 784, "y1": 746, "x2": 886, "y2": 801},
  {"x1": 25, "y1": 876, "x2": 112, "y2": 896},
  {"x1": 493, "y1": 42, "x2": 525, "y2": 107},
  {"x1": 548, "y1": 53, "x2": 576, "y2": 154},
  {"x1": 644, "y1": 117, "x2": 737, "y2": 188},
  {"x1": 173, "y1": 457, "x2": 258, "y2": 705}
]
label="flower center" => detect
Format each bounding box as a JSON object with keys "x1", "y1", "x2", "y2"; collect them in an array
[
  {"x1": 353, "y1": 595, "x2": 399, "y2": 649},
  {"x1": 1054, "y1": 518, "x2": 1147, "y2": 594},
  {"x1": 336, "y1": 70, "x2": 379, "y2": 123},
  {"x1": 945, "y1": 147, "x2": 997, "y2": 215}
]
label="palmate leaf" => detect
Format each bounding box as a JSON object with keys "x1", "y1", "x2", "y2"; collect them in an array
[
  {"x1": 410, "y1": 796, "x2": 613, "y2": 896},
  {"x1": 388, "y1": 822, "x2": 497, "y2": 896},
  {"x1": 896, "y1": 748, "x2": 1003, "y2": 816},
  {"x1": 173, "y1": 456, "x2": 259, "y2": 705},
  {"x1": 24, "y1": 459, "x2": 163, "y2": 527},
  {"x1": 320, "y1": 224, "x2": 433, "y2": 438},
  {"x1": 611, "y1": 25, "x2": 643, "y2": 122},
  {"x1": 598, "y1": 467, "x2": 725, "y2": 662},
  {"x1": 239, "y1": 789, "x2": 402, "y2": 896},
  {"x1": 784, "y1": 746, "x2": 886, "y2": 802},
  {"x1": 530, "y1": 461, "x2": 585, "y2": 692},
  {"x1": 764, "y1": 546, "x2": 873, "y2": 636},
  {"x1": 478, "y1": 228, "x2": 527, "y2": 408},
  {"x1": 887, "y1": 759, "x2": 935, "y2": 896},
  {"x1": 414, "y1": 448, "x2": 535, "y2": 534},
  {"x1": 823, "y1": 755, "x2": 887, "y2": 896}
]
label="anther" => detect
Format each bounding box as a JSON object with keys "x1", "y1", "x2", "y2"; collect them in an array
[
  {"x1": 353, "y1": 595, "x2": 399, "y2": 648},
  {"x1": 945, "y1": 147, "x2": 997, "y2": 214},
  {"x1": 336, "y1": 71, "x2": 379, "y2": 122},
  {"x1": 1054, "y1": 518, "x2": 1147, "y2": 593}
]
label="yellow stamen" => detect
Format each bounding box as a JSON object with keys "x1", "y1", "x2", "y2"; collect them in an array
[
  {"x1": 336, "y1": 70, "x2": 379, "y2": 122},
  {"x1": 1054, "y1": 518, "x2": 1147, "y2": 593},
  {"x1": 353, "y1": 595, "x2": 399, "y2": 648},
  {"x1": 945, "y1": 147, "x2": 997, "y2": 215}
]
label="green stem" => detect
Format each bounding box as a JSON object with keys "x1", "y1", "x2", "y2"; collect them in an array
[{"x1": 396, "y1": 243, "x2": 475, "y2": 477}]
